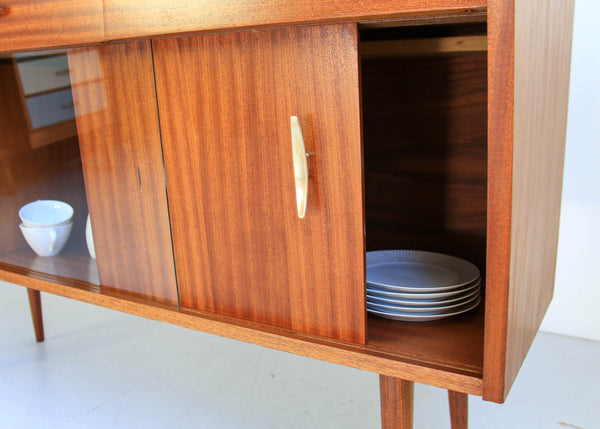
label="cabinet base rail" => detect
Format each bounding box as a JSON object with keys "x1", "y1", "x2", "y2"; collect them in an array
[
  {"x1": 26, "y1": 290, "x2": 470, "y2": 428},
  {"x1": 3, "y1": 267, "x2": 483, "y2": 395}
]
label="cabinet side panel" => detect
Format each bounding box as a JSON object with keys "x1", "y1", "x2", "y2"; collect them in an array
[
  {"x1": 154, "y1": 25, "x2": 366, "y2": 344},
  {"x1": 68, "y1": 42, "x2": 179, "y2": 305},
  {"x1": 505, "y1": 0, "x2": 575, "y2": 397},
  {"x1": 483, "y1": 0, "x2": 515, "y2": 403}
]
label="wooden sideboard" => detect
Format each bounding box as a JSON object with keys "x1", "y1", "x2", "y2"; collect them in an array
[{"x1": 0, "y1": 1, "x2": 574, "y2": 427}]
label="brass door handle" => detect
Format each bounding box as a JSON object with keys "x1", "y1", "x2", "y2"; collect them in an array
[{"x1": 290, "y1": 116, "x2": 308, "y2": 219}]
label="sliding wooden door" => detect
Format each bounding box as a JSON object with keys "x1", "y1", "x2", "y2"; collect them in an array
[{"x1": 153, "y1": 24, "x2": 366, "y2": 343}]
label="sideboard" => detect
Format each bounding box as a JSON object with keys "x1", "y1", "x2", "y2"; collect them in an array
[{"x1": 0, "y1": 1, "x2": 575, "y2": 427}]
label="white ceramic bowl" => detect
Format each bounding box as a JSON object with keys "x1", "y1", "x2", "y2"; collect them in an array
[
  {"x1": 19, "y1": 200, "x2": 73, "y2": 228},
  {"x1": 20, "y1": 222, "x2": 73, "y2": 257}
]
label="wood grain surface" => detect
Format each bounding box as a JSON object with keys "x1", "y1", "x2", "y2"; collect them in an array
[
  {"x1": 153, "y1": 24, "x2": 366, "y2": 344},
  {"x1": 0, "y1": 1, "x2": 486, "y2": 54},
  {"x1": 368, "y1": 307, "x2": 484, "y2": 379},
  {"x1": 0, "y1": 0, "x2": 103, "y2": 53},
  {"x1": 0, "y1": 270, "x2": 483, "y2": 395},
  {"x1": 27, "y1": 288, "x2": 44, "y2": 342},
  {"x1": 104, "y1": 0, "x2": 486, "y2": 40},
  {"x1": 448, "y1": 390, "x2": 469, "y2": 429},
  {"x1": 482, "y1": 0, "x2": 514, "y2": 403},
  {"x1": 380, "y1": 376, "x2": 414, "y2": 429},
  {"x1": 362, "y1": 52, "x2": 488, "y2": 275},
  {"x1": 68, "y1": 42, "x2": 178, "y2": 305},
  {"x1": 505, "y1": 0, "x2": 575, "y2": 398},
  {"x1": 360, "y1": 35, "x2": 487, "y2": 58},
  {"x1": 483, "y1": 0, "x2": 574, "y2": 403}
]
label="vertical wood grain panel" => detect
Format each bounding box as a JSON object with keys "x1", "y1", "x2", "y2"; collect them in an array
[
  {"x1": 0, "y1": 0, "x2": 103, "y2": 53},
  {"x1": 68, "y1": 42, "x2": 179, "y2": 305},
  {"x1": 153, "y1": 24, "x2": 365, "y2": 344},
  {"x1": 363, "y1": 53, "x2": 488, "y2": 273},
  {"x1": 483, "y1": 0, "x2": 515, "y2": 403},
  {"x1": 506, "y1": 0, "x2": 575, "y2": 397},
  {"x1": 484, "y1": 0, "x2": 575, "y2": 402}
]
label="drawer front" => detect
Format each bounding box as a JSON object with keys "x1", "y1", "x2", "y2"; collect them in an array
[
  {"x1": 17, "y1": 55, "x2": 71, "y2": 95},
  {"x1": 25, "y1": 88, "x2": 75, "y2": 129}
]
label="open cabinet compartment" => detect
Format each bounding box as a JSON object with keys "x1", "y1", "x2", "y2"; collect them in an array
[
  {"x1": 0, "y1": 54, "x2": 97, "y2": 286},
  {"x1": 359, "y1": 23, "x2": 488, "y2": 378}
]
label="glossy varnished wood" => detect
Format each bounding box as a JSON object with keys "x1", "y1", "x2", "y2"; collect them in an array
[
  {"x1": 1, "y1": 271, "x2": 483, "y2": 395},
  {"x1": 68, "y1": 42, "x2": 178, "y2": 305},
  {"x1": 448, "y1": 390, "x2": 468, "y2": 429},
  {"x1": 26, "y1": 288, "x2": 44, "y2": 342},
  {"x1": 153, "y1": 25, "x2": 365, "y2": 344},
  {"x1": 104, "y1": 0, "x2": 486, "y2": 40},
  {"x1": 0, "y1": 2, "x2": 576, "y2": 419},
  {"x1": 0, "y1": 1, "x2": 486, "y2": 54},
  {"x1": 368, "y1": 308, "x2": 484, "y2": 379},
  {"x1": 380, "y1": 376, "x2": 414, "y2": 429},
  {"x1": 482, "y1": 0, "x2": 514, "y2": 404},
  {"x1": 0, "y1": 0, "x2": 103, "y2": 53},
  {"x1": 505, "y1": 0, "x2": 575, "y2": 398},
  {"x1": 483, "y1": 0, "x2": 575, "y2": 402}
]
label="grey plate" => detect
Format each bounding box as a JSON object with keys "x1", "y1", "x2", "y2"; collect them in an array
[
  {"x1": 366, "y1": 250, "x2": 480, "y2": 292},
  {"x1": 366, "y1": 285, "x2": 480, "y2": 307},
  {"x1": 367, "y1": 296, "x2": 481, "y2": 322},
  {"x1": 367, "y1": 292, "x2": 480, "y2": 313},
  {"x1": 366, "y1": 278, "x2": 480, "y2": 300}
]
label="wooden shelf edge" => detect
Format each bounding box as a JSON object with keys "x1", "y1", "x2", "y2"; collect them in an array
[
  {"x1": 361, "y1": 35, "x2": 487, "y2": 58},
  {"x1": 29, "y1": 120, "x2": 78, "y2": 149},
  {"x1": 359, "y1": 9, "x2": 487, "y2": 29},
  {"x1": 0, "y1": 268, "x2": 483, "y2": 396}
]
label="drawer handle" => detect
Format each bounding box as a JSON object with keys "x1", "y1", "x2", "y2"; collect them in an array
[
  {"x1": 55, "y1": 69, "x2": 70, "y2": 77},
  {"x1": 290, "y1": 116, "x2": 309, "y2": 219},
  {"x1": 61, "y1": 102, "x2": 74, "y2": 110}
]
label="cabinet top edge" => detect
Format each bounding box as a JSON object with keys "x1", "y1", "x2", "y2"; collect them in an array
[{"x1": 0, "y1": 1, "x2": 487, "y2": 54}]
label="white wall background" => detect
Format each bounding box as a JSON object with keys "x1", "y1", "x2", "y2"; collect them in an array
[{"x1": 540, "y1": 0, "x2": 600, "y2": 341}]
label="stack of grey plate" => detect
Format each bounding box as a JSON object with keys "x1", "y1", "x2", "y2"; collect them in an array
[{"x1": 366, "y1": 250, "x2": 481, "y2": 322}]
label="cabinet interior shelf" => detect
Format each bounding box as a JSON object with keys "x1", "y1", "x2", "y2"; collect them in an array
[
  {"x1": 361, "y1": 35, "x2": 487, "y2": 58},
  {"x1": 0, "y1": 259, "x2": 484, "y2": 394},
  {"x1": 0, "y1": 236, "x2": 99, "y2": 288}
]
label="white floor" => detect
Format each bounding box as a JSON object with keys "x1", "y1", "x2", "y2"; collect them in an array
[{"x1": 0, "y1": 282, "x2": 598, "y2": 429}]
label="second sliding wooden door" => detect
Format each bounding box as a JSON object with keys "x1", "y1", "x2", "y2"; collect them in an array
[{"x1": 152, "y1": 24, "x2": 366, "y2": 344}]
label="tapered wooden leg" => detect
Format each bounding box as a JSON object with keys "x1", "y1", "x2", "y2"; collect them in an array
[
  {"x1": 448, "y1": 390, "x2": 468, "y2": 429},
  {"x1": 27, "y1": 289, "x2": 44, "y2": 342},
  {"x1": 380, "y1": 375, "x2": 414, "y2": 429}
]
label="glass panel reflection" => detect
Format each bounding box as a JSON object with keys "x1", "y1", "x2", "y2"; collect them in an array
[{"x1": 0, "y1": 49, "x2": 99, "y2": 286}]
